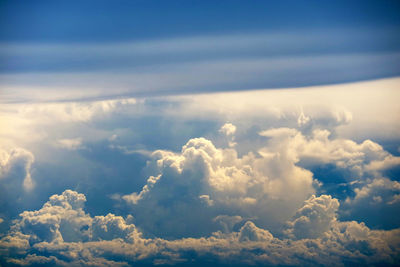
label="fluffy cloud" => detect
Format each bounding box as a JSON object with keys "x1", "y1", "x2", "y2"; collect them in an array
[
  {"x1": 0, "y1": 98, "x2": 140, "y2": 169},
  {"x1": 171, "y1": 78, "x2": 400, "y2": 141},
  {"x1": 343, "y1": 178, "x2": 400, "y2": 229},
  {"x1": 0, "y1": 147, "x2": 34, "y2": 191},
  {"x1": 258, "y1": 127, "x2": 400, "y2": 230},
  {"x1": 0, "y1": 191, "x2": 141, "y2": 251},
  {"x1": 259, "y1": 127, "x2": 400, "y2": 180},
  {"x1": 123, "y1": 135, "x2": 315, "y2": 238},
  {"x1": 1, "y1": 79, "x2": 399, "y2": 266},
  {"x1": 1, "y1": 190, "x2": 399, "y2": 266},
  {"x1": 119, "y1": 124, "x2": 399, "y2": 239},
  {"x1": 219, "y1": 123, "x2": 236, "y2": 136},
  {"x1": 219, "y1": 123, "x2": 237, "y2": 147},
  {"x1": 285, "y1": 194, "x2": 340, "y2": 239}
]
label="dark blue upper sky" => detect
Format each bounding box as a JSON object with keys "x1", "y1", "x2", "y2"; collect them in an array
[
  {"x1": 1, "y1": 0, "x2": 400, "y2": 100},
  {"x1": 1, "y1": 0, "x2": 400, "y2": 43}
]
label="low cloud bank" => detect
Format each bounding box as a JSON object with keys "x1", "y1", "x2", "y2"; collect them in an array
[{"x1": 1, "y1": 190, "x2": 399, "y2": 266}]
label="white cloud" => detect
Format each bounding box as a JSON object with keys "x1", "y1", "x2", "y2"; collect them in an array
[
  {"x1": 122, "y1": 136, "x2": 315, "y2": 238},
  {"x1": 297, "y1": 109, "x2": 311, "y2": 127},
  {"x1": 219, "y1": 122, "x2": 237, "y2": 147},
  {"x1": 365, "y1": 155, "x2": 400, "y2": 173},
  {"x1": 55, "y1": 138, "x2": 83, "y2": 150},
  {"x1": 0, "y1": 147, "x2": 35, "y2": 191},
  {"x1": 259, "y1": 127, "x2": 400, "y2": 180},
  {"x1": 0, "y1": 97, "x2": 139, "y2": 155},
  {"x1": 353, "y1": 178, "x2": 400, "y2": 202},
  {"x1": 117, "y1": 123, "x2": 400, "y2": 239},
  {"x1": 285, "y1": 194, "x2": 339, "y2": 239},
  {"x1": 17, "y1": 98, "x2": 137, "y2": 123},
  {"x1": 219, "y1": 122, "x2": 236, "y2": 136},
  {"x1": 1, "y1": 190, "x2": 399, "y2": 266},
  {"x1": 0, "y1": 78, "x2": 399, "y2": 266},
  {"x1": 342, "y1": 178, "x2": 400, "y2": 228},
  {"x1": 169, "y1": 78, "x2": 399, "y2": 140}
]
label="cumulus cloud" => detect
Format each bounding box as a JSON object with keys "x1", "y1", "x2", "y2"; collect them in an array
[
  {"x1": 1, "y1": 190, "x2": 399, "y2": 266},
  {"x1": 219, "y1": 123, "x2": 236, "y2": 136},
  {"x1": 117, "y1": 124, "x2": 400, "y2": 239},
  {"x1": 259, "y1": 127, "x2": 400, "y2": 180},
  {"x1": 122, "y1": 136, "x2": 315, "y2": 238},
  {"x1": 285, "y1": 194, "x2": 340, "y2": 239},
  {"x1": 257, "y1": 127, "x2": 400, "y2": 230},
  {"x1": 171, "y1": 78, "x2": 399, "y2": 141},
  {"x1": 238, "y1": 221, "x2": 273, "y2": 242},
  {"x1": 1, "y1": 79, "x2": 399, "y2": 266},
  {"x1": 0, "y1": 190, "x2": 141, "y2": 248},
  {"x1": 219, "y1": 122, "x2": 237, "y2": 147},
  {"x1": 0, "y1": 147, "x2": 35, "y2": 191},
  {"x1": 297, "y1": 109, "x2": 311, "y2": 127},
  {"x1": 342, "y1": 178, "x2": 400, "y2": 229}
]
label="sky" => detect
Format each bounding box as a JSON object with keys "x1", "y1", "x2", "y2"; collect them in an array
[{"x1": 1, "y1": 1, "x2": 400, "y2": 266}]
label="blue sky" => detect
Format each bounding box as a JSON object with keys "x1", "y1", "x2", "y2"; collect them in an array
[
  {"x1": 1, "y1": 0, "x2": 400, "y2": 42},
  {"x1": 1, "y1": 0, "x2": 400, "y2": 101},
  {"x1": 1, "y1": 1, "x2": 400, "y2": 266}
]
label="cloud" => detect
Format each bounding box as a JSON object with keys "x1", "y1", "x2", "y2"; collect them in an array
[
  {"x1": 219, "y1": 123, "x2": 236, "y2": 136},
  {"x1": 342, "y1": 178, "x2": 400, "y2": 229},
  {"x1": 122, "y1": 136, "x2": 315, "y2": 238},
  {"x1": 0, "y1": 97, "x2": 139, "y2": 159},
  {"x1": 219, "y1": 123, "x2": 237, "y2": 147},
  {"x1": 16, "y1": 98, "x2": 137, "y2": 123},
  {"x1": 170, "y1": 78, "x2": 400, "y2": 141},
  {"x1": 1, "y1": 28, "x2": 400, "y2": 103},
  {"x1": 0, "y1": 78, "x2": 399, "y2": 266},
  {"x1": 55, "y1": 138, "x2": 83, "y2": 150},
  {"x1": 259, "y1": 127, "x2": 400, "y2": 180},
  {"x1": 116, "y1": 122, "x2": 400, "y2": 239},
  {"x1": 1, "y1": 78, "x2": 399, "y2": 158},
  {"x1": 0, "y1": 190, "x2": 140, "y2": 248},
  {"x1": 0, "y1": 147, "x2": 34, "y2": 191},
  {"x1": 1, "y1": 190, "x2": 399, "y2": 266},
  {"x1": 238, "y1": 221, "x2": 273, "y2": 242},
  {"x1": 285, "y1": 194, "x2": 340, "y2": 239}
]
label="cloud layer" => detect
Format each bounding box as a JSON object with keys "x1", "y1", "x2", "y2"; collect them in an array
[
  {"x1": 0, "y1": 79, "x2": 399, "y2": 266},
  {"x1": 1, "y1": 190, "x2": 399, "y2": 266}
]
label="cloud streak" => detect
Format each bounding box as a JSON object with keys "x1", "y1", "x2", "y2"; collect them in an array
[{"x1": 1, "y1": 30, "x2": 400, "y2": 102}]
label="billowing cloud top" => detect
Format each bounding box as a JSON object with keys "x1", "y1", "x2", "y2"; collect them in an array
[{"x1": 0, "y1": 79, "x2": 400, "y2": 266}]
